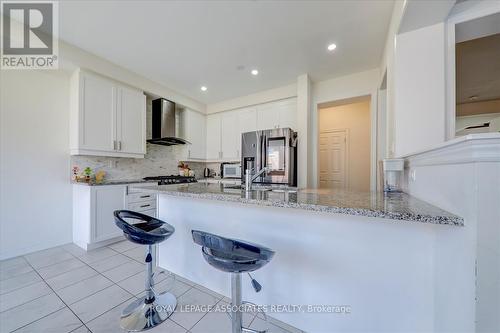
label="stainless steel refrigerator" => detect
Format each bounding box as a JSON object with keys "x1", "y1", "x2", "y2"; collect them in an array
[{"x1": 241, "y1": 128, "x2": 298, "y2": 187}]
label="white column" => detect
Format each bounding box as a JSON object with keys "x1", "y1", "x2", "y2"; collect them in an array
[{"x1": 296, "y1": 74, "x2": 311, "y2": 188}]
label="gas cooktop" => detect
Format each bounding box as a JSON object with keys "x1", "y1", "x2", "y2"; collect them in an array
[{"x1": 143, "y1": 175, "x2": 197, "y2": 185}]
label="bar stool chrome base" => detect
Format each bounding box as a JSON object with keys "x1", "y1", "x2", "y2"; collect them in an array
[{"x1": 120, "y1": 292, "x2": 177, "y2": 331}]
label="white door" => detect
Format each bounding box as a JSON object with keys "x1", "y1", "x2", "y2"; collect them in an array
[
  {"x1": 80, "y1": 73, "x2": 116, "y2": 151},
  {"x1": 118, "y1": 87, "x2": 146, "y2": 155},
  {"x1": 319, "y1": 130, "x2": 348, "y2": 189},
  {"x1": 93, "y1": 186, "x2": 126, "y2": 242},
  {"x1": 206, "y1": 114, "x2": 221, "y2": 160},
  {"x1": 185, "y1": 109, "x2": 206, "y2": 160},
  {"x1": 221, "y1": 111, "x2": 239, "y2": 160}
]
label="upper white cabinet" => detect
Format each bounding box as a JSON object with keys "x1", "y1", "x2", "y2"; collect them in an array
[
  {"x1": 70, "y1": 70, "x2": 146, "y2": 158},
  {"x1": 205, "y1": 109, "x2": 256, "y2": 161},
  {"x1": 206, "y1": 113, "x2": 222, "y2": 160},
  {"x1": 236, "y1": 107, "x2": 257, "y2": 156},
  {"x1": 180, "y1": 108, "x2": 206, "y2": 160},
  {"x1": 221, "y1": 111, "x2": 239, "y2": 160},
  {"x1": 203, "y1": 98, "x2": 296, "y2": 161},
  {"x1": 256, "y1": 98, "x2": 297, "y2": 130}
]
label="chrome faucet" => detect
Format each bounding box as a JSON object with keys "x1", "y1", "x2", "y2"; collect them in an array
[{"x1": 245, "y1": 167, "x2": 269, "y2": 192}]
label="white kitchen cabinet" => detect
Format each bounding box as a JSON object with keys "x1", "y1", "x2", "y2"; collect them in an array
[
  {"x1": 70, "y1": 69, "x2": 146, "y2": 158},
  {"x1": 278, "y1": 99, "x2": 297, "y2": 129},
  {"x1": 237, "y1": 107, "x2": 257, "y2": 155},
  {"x1": 257, "y1": 106, "x2": 280, "y2": 130},
  {"x1": 73, "y1": 184, "x2": 127, "y2": 250},
  {"x1": 206, "y1": 113, "x2": 222, "y2": 160},
  {"x1": 180, "y1": 109, "x2": 206, "y2": 160},
  {"x1": 221, "y1": 111, "x2": 239, "y2": 160},
  {"x1": 256, "y1": 98, "x2": 297, "y2": 130},
  {"x1": 118, "y1": 86, "x2": 146, "y2": 155}
]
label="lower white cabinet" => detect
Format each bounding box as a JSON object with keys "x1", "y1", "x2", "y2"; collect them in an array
[
  {"x1": 73, "y1": 183, "x2": 158, "y2": 251},
  {"x1": 73, "y1": 184, "x2": 127, "y2": 250}
]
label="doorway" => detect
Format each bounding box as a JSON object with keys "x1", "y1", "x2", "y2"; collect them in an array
[{"x1": 318, "y1": 96, "x2": 371, "y2": 191}]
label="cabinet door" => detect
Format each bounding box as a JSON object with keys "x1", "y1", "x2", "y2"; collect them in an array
[
  {"x1": 221, "y1": 111, "x2": 239, "y2": 160},
  {"x1": 206, "y1": 114, "x2": 221, "y2": 160},
  {"x1": 80, "y1": 73, "x2": 116, "y2": 151},
  {"x1": 278, "y1": 98, "x2": 297, "y2": 129},
  {"x1": 257, "y1": 105, "x2": 280, "y2": 130},
  {"x1": 237, "y1": 108, "x2": 257, "y2": 156},
  {"x1": 185, "y1": 109, "x2": 206, "y2": 160},
  {"x1": 118, "y1": 87, "x2": 146, "y2": 155},
  {"x1": 92, "y1": 186, "x2": 125, "y2": 242}
]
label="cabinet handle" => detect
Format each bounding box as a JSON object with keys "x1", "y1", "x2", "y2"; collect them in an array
[
  {"x1": 140, "y1": 195, "x2": 150, "y2": 198},
  {"x1": 140, "y1": 204, "x2": 151, "y2": 208},
  {"x1": 188, "y1": 150, "x2": 191, "y2": 159},
  {"x1": 113, "y1": 140, "x2": 117, "y2": 150},
  {"x1": 118, "y1": 141, "x2": 122, "y2": 150}
]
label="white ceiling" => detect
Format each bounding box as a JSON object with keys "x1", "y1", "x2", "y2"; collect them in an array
[{"x1": 59, "y1": 1, "x2": 394, "y2": 104}]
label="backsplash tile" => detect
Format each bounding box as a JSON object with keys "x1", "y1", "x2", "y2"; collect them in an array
[{"x1": 70, "y1": 144, "x2": 207, "y2": 181}]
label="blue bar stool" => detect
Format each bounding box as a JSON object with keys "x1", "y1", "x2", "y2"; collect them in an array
[
  {"x1": 192, "y1": 230, "x2": 275, "y2": 333},
  {"x1": 114, "y1": 210, "x2": 177, "y2": 331}
]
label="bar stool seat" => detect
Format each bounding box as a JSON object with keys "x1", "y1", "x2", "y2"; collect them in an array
[
  {"x1": 114, "y1": 210, "x2": 177, "y2": 332},
  {"x1": 192, "y1": 230, "x2": 274, "y2": 333}
]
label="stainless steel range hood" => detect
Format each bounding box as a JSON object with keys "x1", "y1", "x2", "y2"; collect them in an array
[{"x1": 148, "y1": 98, "x2": 190, "y2": 146}]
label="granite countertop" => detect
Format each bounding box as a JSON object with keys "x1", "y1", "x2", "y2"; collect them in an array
[
  {"x1": 132, "y1": 183, "x2": 464, "y2": 226},
  {"x1": 72, "y1": 179, "x2": 158, "y2": 186}
]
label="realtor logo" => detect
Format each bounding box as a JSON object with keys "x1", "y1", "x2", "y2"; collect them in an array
[{"x1": 1, "y1": 1, "x2": 58, "y2": 69}]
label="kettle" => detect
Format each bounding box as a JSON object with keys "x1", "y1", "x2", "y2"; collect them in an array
[{"x1": 203, "y1": 167, "x2": 210, "y2": 178}]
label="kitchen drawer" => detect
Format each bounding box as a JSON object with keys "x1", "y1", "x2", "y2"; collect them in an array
[
  {"x1": 141, "y1": 208, "x2": 156, "y2": 218},
  {"x1": 127, "y1": 192, "x2": 156, "y2": 203},
  {"x1": 128, "y1": 200, "x2": 156, "y2": 212}
]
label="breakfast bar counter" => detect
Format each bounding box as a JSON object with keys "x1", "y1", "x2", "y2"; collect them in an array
[
  {"x1": 130, "y1": 183, "x2": 464, "y2": 332},
  {"x1": 133, "y1": 183, "x2": 463, "y2": 225}
]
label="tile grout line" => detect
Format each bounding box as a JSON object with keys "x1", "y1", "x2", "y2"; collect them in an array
[
  {"x1": 4, "y1": 243, "x2": 299, "y2": 333},
  {"x1": 10, "y1": 257, "x2": 92, "y2": 333}
]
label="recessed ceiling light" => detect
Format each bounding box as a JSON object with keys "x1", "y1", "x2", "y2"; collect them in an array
[
  {"x1": 251, "y1": 69, "x2": 259, "y2": 76},
  {"x1": 327, "y1": 43, "x2": 337, "y2": 51},
  {"x1": 201, "y1": 86, "x2": 207, "y2": 92}
]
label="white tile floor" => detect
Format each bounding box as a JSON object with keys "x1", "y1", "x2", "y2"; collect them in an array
[{"x1": 0, "y1": 241, "x2": 303, "y2": 333}]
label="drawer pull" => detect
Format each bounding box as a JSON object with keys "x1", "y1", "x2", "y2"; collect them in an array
[
  {"x1": 140, "y1": 204, "x2": 151, "y2": 208},
  {"x1": 140, "y1": 195, "x2": 150, "y2": 198}
]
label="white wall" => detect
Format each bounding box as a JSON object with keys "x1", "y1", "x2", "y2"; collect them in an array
[
  {"x1": 0, "y1": 71, "x2": 73, "y2": 259},
  {"x1": 394, "y1": 23, "x2": 447, "y2": 157},
  {"x1": 311, "y1": 69, "x2": 380, "y2": 188},
  {"x1": 206, "y1": 83, "x2": 296, "y2": 114}
]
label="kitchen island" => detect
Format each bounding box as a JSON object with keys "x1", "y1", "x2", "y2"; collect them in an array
[{"x1": 133, "y1": 183, "x2": 463, "y2": 332}]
